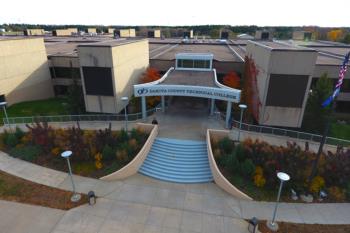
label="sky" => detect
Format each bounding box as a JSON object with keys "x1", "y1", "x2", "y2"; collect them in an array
[{"x1": 1, "y1": 0, "x2": 349, "y2": 27}]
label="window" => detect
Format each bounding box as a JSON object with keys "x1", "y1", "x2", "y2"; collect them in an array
[
  {"x1": 51, "y1": 67, "x2": 81, "y2": 79},
  {"x1": 177, "y1": 59, "x2": 210, "y2": 69},
  {"x1": 261, "y1": 32, "x2": 270, "y2": 40},
  {"x1": 53, "y1": 85, "x2": 68, "y2": 96},
  {"x1": 0, "y1": 95, "x2": 5, "y2": 103},
  {"x1": 82, "y1": 67, "x2": 114, "y2": 96},
  {"x1": 182, "y1": 59, "x2": 193, "y2": 68},
  {"x1": 266, "y1": 74, "x2": 309, "y2": 107}
]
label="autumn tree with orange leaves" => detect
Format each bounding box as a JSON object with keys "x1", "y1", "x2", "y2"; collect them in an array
[
  {"x1": 223, "y1": 72, "x2": 240, "y2": 88},
  {"x1": 327, "y1": 29, "x2": 343, "y2": 42},
  {"x1": 141, "y1": 67, "x2": 161, "y2": 83},
  {"x1": 140, "y1": 67, "x2": 161, "y2": 107},
  {"x1": 241, "y1": 56, "x2": 261, "y2": 123}
]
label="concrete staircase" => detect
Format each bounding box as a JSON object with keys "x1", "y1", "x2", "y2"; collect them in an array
[{"x1": 139, "y1": 137, "x2": 213, "y2": 183}]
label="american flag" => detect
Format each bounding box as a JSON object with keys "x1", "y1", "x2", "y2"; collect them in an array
[{"x1": 322, "y1": 52, "x2": 350, "y2": 108}]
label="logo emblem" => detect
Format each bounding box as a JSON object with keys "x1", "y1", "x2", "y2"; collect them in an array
[{"x1": 137, "y1": 88, "x2": 148, "y2": 95}]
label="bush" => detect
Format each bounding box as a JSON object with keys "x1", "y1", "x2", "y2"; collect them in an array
[
  {"x1": 327, "y1": 186, "x2": 346, "y2": 202},
  {"x1": 9, "y1": 145, "x2": 42, "y2": 162},
  {"x1": 102, "y1": 145, "x2": 114, "y2": 161},
  {"x1": 14, "y1": 127, "x2": 25, "y2": 141},
  {"x1": 218, "y1": 137, "x2": 234, "y2": 154},
  {"x1": 240, "y1": 159, "x2": 255, "y2": 178},
  {"x1": 235, "y1": 144, "x2": 245, "y2": 162},
  {"x1": 225, "y1": 151, "x2": 240, "y2": 173},
  {"x1": 5, "y1": 134, "x2": 19, "y2": 147},
  {"x1": 346, "y1": 182, "x2": 350, "y2": 200},
  {"x1": 117, "y1": 129, "x2": 129, "y2": 142}
]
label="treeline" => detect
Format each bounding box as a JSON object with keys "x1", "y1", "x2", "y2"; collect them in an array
[{"x1": 1, "y1": 23, "x2": 350, "y2": 41}]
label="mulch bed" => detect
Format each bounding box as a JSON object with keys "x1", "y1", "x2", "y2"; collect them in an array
[
  {"x1": 258, "y1": 220, "x2": 350, "y2": 233},
  {"x1": 0, "y1": 171, "x2": 88, "y2": 210}
]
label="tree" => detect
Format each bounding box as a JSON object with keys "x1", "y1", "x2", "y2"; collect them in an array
[
  {"x1": 241, "y1": 56, "x2": 260, "y2": 123},
  {"x1": 140, "y1": 67, "x2": 161, "y2": 107},
  {"x1": 343, "y1": 34, "x2": 350, "y2": 44},
  {"x1": 141, "y1": 67, "x2": 161, "y2": 84},
  {"x1": 67, "y1": 64, "x2": 85, "y2": 114},
  {"x1": 223, "y1": 72, "x2": 240, "y2": 88},
  {"x1": 327, "y1": 29, "x2": 343, "y2": 42},
  {"x1": 302, "y1": 73, "x2": 333, "y2": 134}
]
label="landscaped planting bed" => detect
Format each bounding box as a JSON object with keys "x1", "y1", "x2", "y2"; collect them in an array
[
  {"x1": 258, "y1": 221, "x2": 350, "y2": 233},
  {"x1": 0, "y1": 122, "x2": 149, "y2": 178},
  {"x1": 0, "y1": 170, "x2": 87, "y2": 210},
  {"x1": 211, "y1": 136, "x2": 350, "y2": 202}
]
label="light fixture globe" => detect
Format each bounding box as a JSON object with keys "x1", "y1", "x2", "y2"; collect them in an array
[
  {"x1": 239, "y1": 104, "x2": 247, "y2": 109},
  {"x1": 277, "y1": 172, "x2": 290, "y2": 182},
  {"x1": 61, "y1": 150, "x2": 72, "y2": 158}
]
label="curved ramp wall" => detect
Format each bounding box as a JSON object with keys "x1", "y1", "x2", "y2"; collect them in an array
[
  {"x1": 100, "y1": 123, "x2": 158, "y2": 181},
  {"x1": 207, "y1": 129, "x2": 252, "y2": 200}
]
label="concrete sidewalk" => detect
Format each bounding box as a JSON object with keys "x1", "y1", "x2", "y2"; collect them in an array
[
  {"x1": 1, "y1": 150, "x2": 350, "y2": 226},
  {"x1": 0, "y1": 200, "x2": 64, "y2": 233}
]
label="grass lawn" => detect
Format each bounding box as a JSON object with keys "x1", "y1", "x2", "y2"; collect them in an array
[
  {"x1": 0, "y1": 98, "x2": 70, "y2": 124},
  {"x1": 0, "y1": 171, "x2": 87, "y2": 210},
  {"x1": 330, "y1": 122, "x2": 350, "y2": 140}
]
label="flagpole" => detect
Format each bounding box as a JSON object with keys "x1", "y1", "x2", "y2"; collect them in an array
[
  {"x1": 307, "y1": 102, "x2": 334, "y2": 186},
  {"x1": 307, "y1": 51, "x2": 349, "y2": 188}
]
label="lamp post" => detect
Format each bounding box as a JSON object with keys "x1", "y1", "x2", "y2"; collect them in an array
[
  {"x1": 61, "y1": 151, "x2": 81, "y2": 202},
  {"x1": 267, "y1": 172, "x2": 290, "y2": 231},
  {"x1": 237, "y1": 104, "x2": 247, "y2": 141},
  {"x1": 121, "y1": 96, "x2": 129, "y2": 132},
  {"x1": 0, "y1": 101, "x2": 10, "y2": 128}
]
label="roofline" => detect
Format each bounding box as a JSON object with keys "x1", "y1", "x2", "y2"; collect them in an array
[{"x1": 77, "y1": 38, "x2": 148, "y2": 48}]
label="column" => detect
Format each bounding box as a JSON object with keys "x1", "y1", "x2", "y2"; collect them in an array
[
  {"x1": 141, "y1": 96, "x2": 147, "y2": 120},
  {"x1": 161, "y1": 96, "x2": 165, "y2": 113},
  {"x1": 210, "y1": 98, "x2": 215, "y2": 115},
  {"x1": 225, "y1": 101, "x2": 232, "y2": 129}
]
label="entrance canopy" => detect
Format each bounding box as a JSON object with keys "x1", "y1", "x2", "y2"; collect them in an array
[
  {"x1": 134, "y1": 53, "x2": 241, "y2": 128},
  {"x1": 134, "y1": 67, "x2": 241, "y2": 103}
]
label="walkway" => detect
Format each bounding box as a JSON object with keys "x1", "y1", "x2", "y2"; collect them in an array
[
  {"x1": 0, "y1": 200, "x2": 64, "y2": 233},
  {"x1": 1, "y1": 151, "x2": 350, "y2": 228}
]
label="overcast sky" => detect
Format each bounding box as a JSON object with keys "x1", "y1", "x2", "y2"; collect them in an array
[{"x1": 1, "y1": 0, "x2": 349, "y2": 27}]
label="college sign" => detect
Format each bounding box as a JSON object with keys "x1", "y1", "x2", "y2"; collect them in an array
[{"x1": 134, "y1": 84, "x2": 241, "y2": 102}]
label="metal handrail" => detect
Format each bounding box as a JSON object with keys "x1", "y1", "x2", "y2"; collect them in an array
[
  {"x1": 220, "y1": 112, "x2": 350, "y2": 146},
  {"x1": 2, "y1": 106, "x2": 159, "y2": 125}
]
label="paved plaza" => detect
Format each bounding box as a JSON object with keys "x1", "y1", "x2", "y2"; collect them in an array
[{"x1": 0, "y1": 100, "x2": 350, "y2": 233}]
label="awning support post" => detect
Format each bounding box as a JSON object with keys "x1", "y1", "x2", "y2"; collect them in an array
[
  {"x1": 210, "y1": 98, "x2": 215, "y2": 115},
  {"x1": 161, "y1": 96, "x2": 165, "y2": 113},
  {"x1": 225, "y1": 101, "x2": 232, "y2": 129},
  {"x1": 141, "y1": 96, "x2": 147, "y2": 120}
]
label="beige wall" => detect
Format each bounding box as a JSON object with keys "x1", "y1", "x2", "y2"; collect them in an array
[
  {"x1": 246, "y1": 41, "x2": 317, "y2": 127},
  {"x1": 119, "y1": 29, "x2": 136, "y2": 37},
  {"x1": 25, "y1": 29, "x2": 45, "y2": 36},
  {"x1": 54, "y1": 29, "x2": 72, "y2": 36},
  {"x1": 67, "y1": 28, "x2": 78, "y2": 34},
  {"x1": 120, "y1": 29, "x2": 130, "y2": 38},
  {"x1": 254, "y1": 30, "x2": 273, "y2": 40},
  {"x1": 78, "y1": 39, "x2": 149, "y2": 114},
  {"x1": 87, "y1": 28, "x2": 97, "y2": 33},
  {"x1": 107, "y1": 28, "x2": 114, "y2": 34},
  {"x1": 154, "y1": 30, "x2": 161, "y2": 38},
  {"x1": 112, "y1": 40, "x2": 149, "y2": 111},
  {"x1": 292, "y1": 31, "x2": 306, "y2": 40},
  {"x1": 0, "y1": 38, "x2": 54, "y2": 105}
]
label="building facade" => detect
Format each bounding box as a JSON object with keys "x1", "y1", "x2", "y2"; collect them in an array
[{"x1": 0, "y1": 38, "x2": 54, "y2": 105}]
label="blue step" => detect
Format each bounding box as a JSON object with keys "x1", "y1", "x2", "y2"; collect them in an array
[{"x1": 138, "y1": 137, "x2": 213, "y2": 183}]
